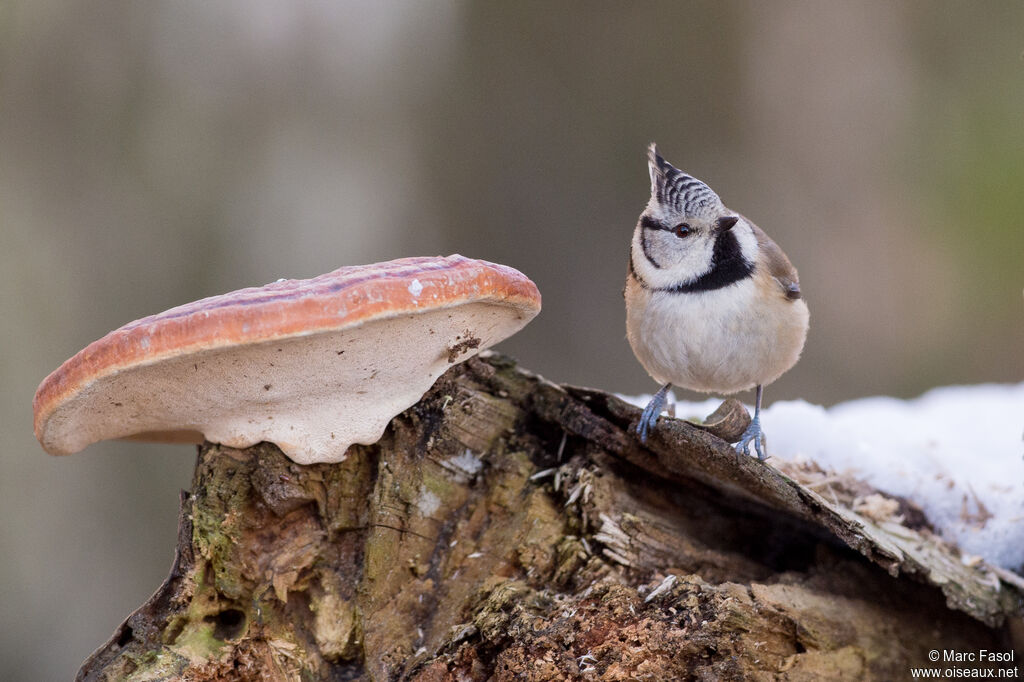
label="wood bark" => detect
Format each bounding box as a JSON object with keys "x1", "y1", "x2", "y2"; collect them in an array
[{"x1": 78, "y1": 353, "x2": 1023, "y2": 681}]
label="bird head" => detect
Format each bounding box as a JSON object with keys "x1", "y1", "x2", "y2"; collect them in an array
[{"x1": 631, "y1": 144, "x2": 748, "y2": 289}]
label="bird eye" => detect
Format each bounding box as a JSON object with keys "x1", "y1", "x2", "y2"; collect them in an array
[{"x1": 673, "y1": 223, "x2": 692, "y2": 238}]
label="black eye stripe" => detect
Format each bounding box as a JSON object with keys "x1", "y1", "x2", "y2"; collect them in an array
[
  {"x1": 640, "y1": 216, "x2": 681, "y2": 232},
  {"x1": 640, "y1": 216, "x2": 694, "y2": 237},
  {"x1": 639, "y1": 216, "x2": 663, "y2": 231}
]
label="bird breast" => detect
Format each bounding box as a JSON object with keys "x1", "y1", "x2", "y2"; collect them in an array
[{"x1": 625, "y1": 270, "x2": 808, "y2": 394}]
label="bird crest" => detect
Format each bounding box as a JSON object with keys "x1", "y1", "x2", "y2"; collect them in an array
[{"x1": 647, "y1": 143, "x2": 721, "y2": 218}]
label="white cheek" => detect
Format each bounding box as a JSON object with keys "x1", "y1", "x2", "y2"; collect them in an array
[
  {"x1": 673, "y1": 238, "x2": 714, "y2": 277},
  {"x1": 631, "y1": 227, "x2": 715, "y2": 290}
]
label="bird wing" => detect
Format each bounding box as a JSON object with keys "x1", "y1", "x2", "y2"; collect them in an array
[{"x1": 748, "y1": 219, "x2": 802, "y2": 301}]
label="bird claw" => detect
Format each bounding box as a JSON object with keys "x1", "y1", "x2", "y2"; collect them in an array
[
  {"x1": 734, "y1": 417, "x2": 767, "y2": 461},
  {"x1": 636, "y1": 401, "x2": 659, "y2": 443},
  {"x1": 636, "y1": 385, "x2": 670, "y2": 443}
]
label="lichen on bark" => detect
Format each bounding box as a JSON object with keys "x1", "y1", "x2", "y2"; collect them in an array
[{"x1": 77, "y1": 353, "x2": 1022, "y2": 681}]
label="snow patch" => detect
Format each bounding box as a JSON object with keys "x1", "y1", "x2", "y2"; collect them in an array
[
  {"x1": 417, "y1": 486, "x2": 441, "y2": 517},
  {"x1": 621, "y1": 384, "x2": 1024, "y2": 570},
  {"x1": 447, "y1": 449, "x2": 484, "y2": 477}
]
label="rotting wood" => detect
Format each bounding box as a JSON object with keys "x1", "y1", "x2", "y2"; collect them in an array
[{"x1": 77, "y1": 352, "x2": 1023, "y2": 681}]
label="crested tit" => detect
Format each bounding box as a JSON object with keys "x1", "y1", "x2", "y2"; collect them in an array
[{"x1": 625, "y1": 144, "x2": 809, "y2": 459}]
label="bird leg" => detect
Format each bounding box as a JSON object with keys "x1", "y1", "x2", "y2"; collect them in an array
[
  {"x1": 735, "y1": 384, "x2": 767, "y2": 460},
  {"x1": 637, "y1": 383, "x2": 672, "y2": 443}
]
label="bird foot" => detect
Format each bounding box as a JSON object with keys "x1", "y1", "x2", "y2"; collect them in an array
[
  {"x1": 734, "y1": 415, "x2": 768, "y2": 461},
  {"x1": 637, "y1": 384, "x2": 671, "y2": 443}
]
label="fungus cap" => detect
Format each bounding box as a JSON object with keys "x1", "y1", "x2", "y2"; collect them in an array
[{"x1": 33, "y1": 255, "x2": 541, "y2": 464}]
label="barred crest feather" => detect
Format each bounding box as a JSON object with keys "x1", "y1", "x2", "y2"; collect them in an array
[{"x1": 647, "y1": 143, "x2": 722, "y2": 217}]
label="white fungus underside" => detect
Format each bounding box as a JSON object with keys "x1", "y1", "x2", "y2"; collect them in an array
[
  {"x1": 621, "y1": 384, "x2": 1024, "y2": 571},
  {"x1": 44, "y1": 303, "x2": 528, "y2": 464}
]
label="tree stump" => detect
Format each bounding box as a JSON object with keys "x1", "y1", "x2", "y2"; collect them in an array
[{"x1": 78, "y1": 353, "x2": 1022, "y2": 681}]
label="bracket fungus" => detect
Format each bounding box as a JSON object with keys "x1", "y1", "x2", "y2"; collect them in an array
[{"x1": 33, "y1": 255, "x2": 541, "y2": 464}]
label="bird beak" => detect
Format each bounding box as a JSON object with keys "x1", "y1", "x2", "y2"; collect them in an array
[{"x1": 716, "y1": 216, "x2": 739, "y2": 232}]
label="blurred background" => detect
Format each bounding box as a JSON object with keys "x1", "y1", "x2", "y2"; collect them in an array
[{"x1": 2, "y1": 1, "x2": 1022, "y2": 678}]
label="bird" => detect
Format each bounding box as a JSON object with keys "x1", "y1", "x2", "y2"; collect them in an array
[{"x1": 625, "y1": 144, "x2": 809, "y2": 460}]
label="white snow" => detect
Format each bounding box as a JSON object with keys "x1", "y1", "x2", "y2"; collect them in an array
[
  {"x1": 621, "y1": 384, "x2": 1024, "y2": 571},
  {"x1": 417, "y1": 486, "x2": 441, "y2": 517},
  {"x1": 444, "y1": 449, "x2": 484, "y2": 479}
]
